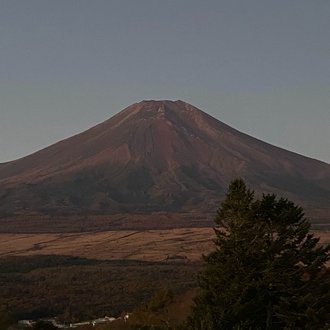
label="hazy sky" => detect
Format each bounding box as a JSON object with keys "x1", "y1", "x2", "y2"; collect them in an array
[{"x1": 0, "y1": 0, "x2": 329, "y2": 163}]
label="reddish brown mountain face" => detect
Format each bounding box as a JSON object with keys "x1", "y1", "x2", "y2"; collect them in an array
[{"x1": 0, "y1": 100, "x2": 330, "y2": 223}]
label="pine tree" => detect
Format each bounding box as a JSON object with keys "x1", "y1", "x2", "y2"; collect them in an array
[{"x1": 186, "y1": 179, "x2": 330, "y2": 330}]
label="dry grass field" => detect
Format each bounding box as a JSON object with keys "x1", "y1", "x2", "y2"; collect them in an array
[
  {"x1": 0, "y1": 228, "x2": 329, "y2": 263},
  {"x1": 0, "y1": 228, "x2": 214, "y2": 262}
]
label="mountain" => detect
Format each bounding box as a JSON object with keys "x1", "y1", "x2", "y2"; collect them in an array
[{"x1": 0, "y1": 100, "x2": 330, "y2": 225}]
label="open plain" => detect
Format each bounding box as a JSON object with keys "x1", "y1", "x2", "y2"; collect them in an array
[
  {"x1": 0, "y1": 228, "x2": 329, "y2": 262},
  {"x1": 0, "y1": 228, "x2": 214, "y2": 262}
]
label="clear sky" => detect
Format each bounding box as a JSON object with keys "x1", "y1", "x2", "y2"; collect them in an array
[{"x1": 0, "y1": 0, "x2": 329, "y2": 163}]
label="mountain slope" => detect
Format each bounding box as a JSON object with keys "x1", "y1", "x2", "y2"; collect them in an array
[{"x1": 0, "y1": 100, "x2": 329, "y2": 223}]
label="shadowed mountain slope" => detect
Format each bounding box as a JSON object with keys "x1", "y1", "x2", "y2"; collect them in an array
[{"x1": 0, "y1": 100, "x2": 329, "y2": 224}]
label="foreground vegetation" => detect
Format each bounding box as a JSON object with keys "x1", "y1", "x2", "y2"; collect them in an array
[
  {"x1": 0, "y1": 256, "x2": 199, "y2": 326},
  {"x1": 187, "y1": 179, "x2": 330, "y2": 330},
  {"x1": 2, "y1": 180, "x2": 330, "y2": 329}
]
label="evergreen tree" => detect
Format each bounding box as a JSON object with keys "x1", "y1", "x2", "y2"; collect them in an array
[{"x1": 186, "y1": 179, "x2": 330, "y2": 330}]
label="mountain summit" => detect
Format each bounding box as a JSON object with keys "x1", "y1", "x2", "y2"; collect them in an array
[{"x1": 0, "y1": 100, "x2": 330, "y2": 224}]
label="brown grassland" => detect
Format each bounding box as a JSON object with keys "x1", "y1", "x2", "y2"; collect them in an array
[
  {"x1": 0, "y1": 228, "x2": 214, "y2": 262},
  {"x1": 0, "y1": 228, "x2": 329, "y2": 262}
]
